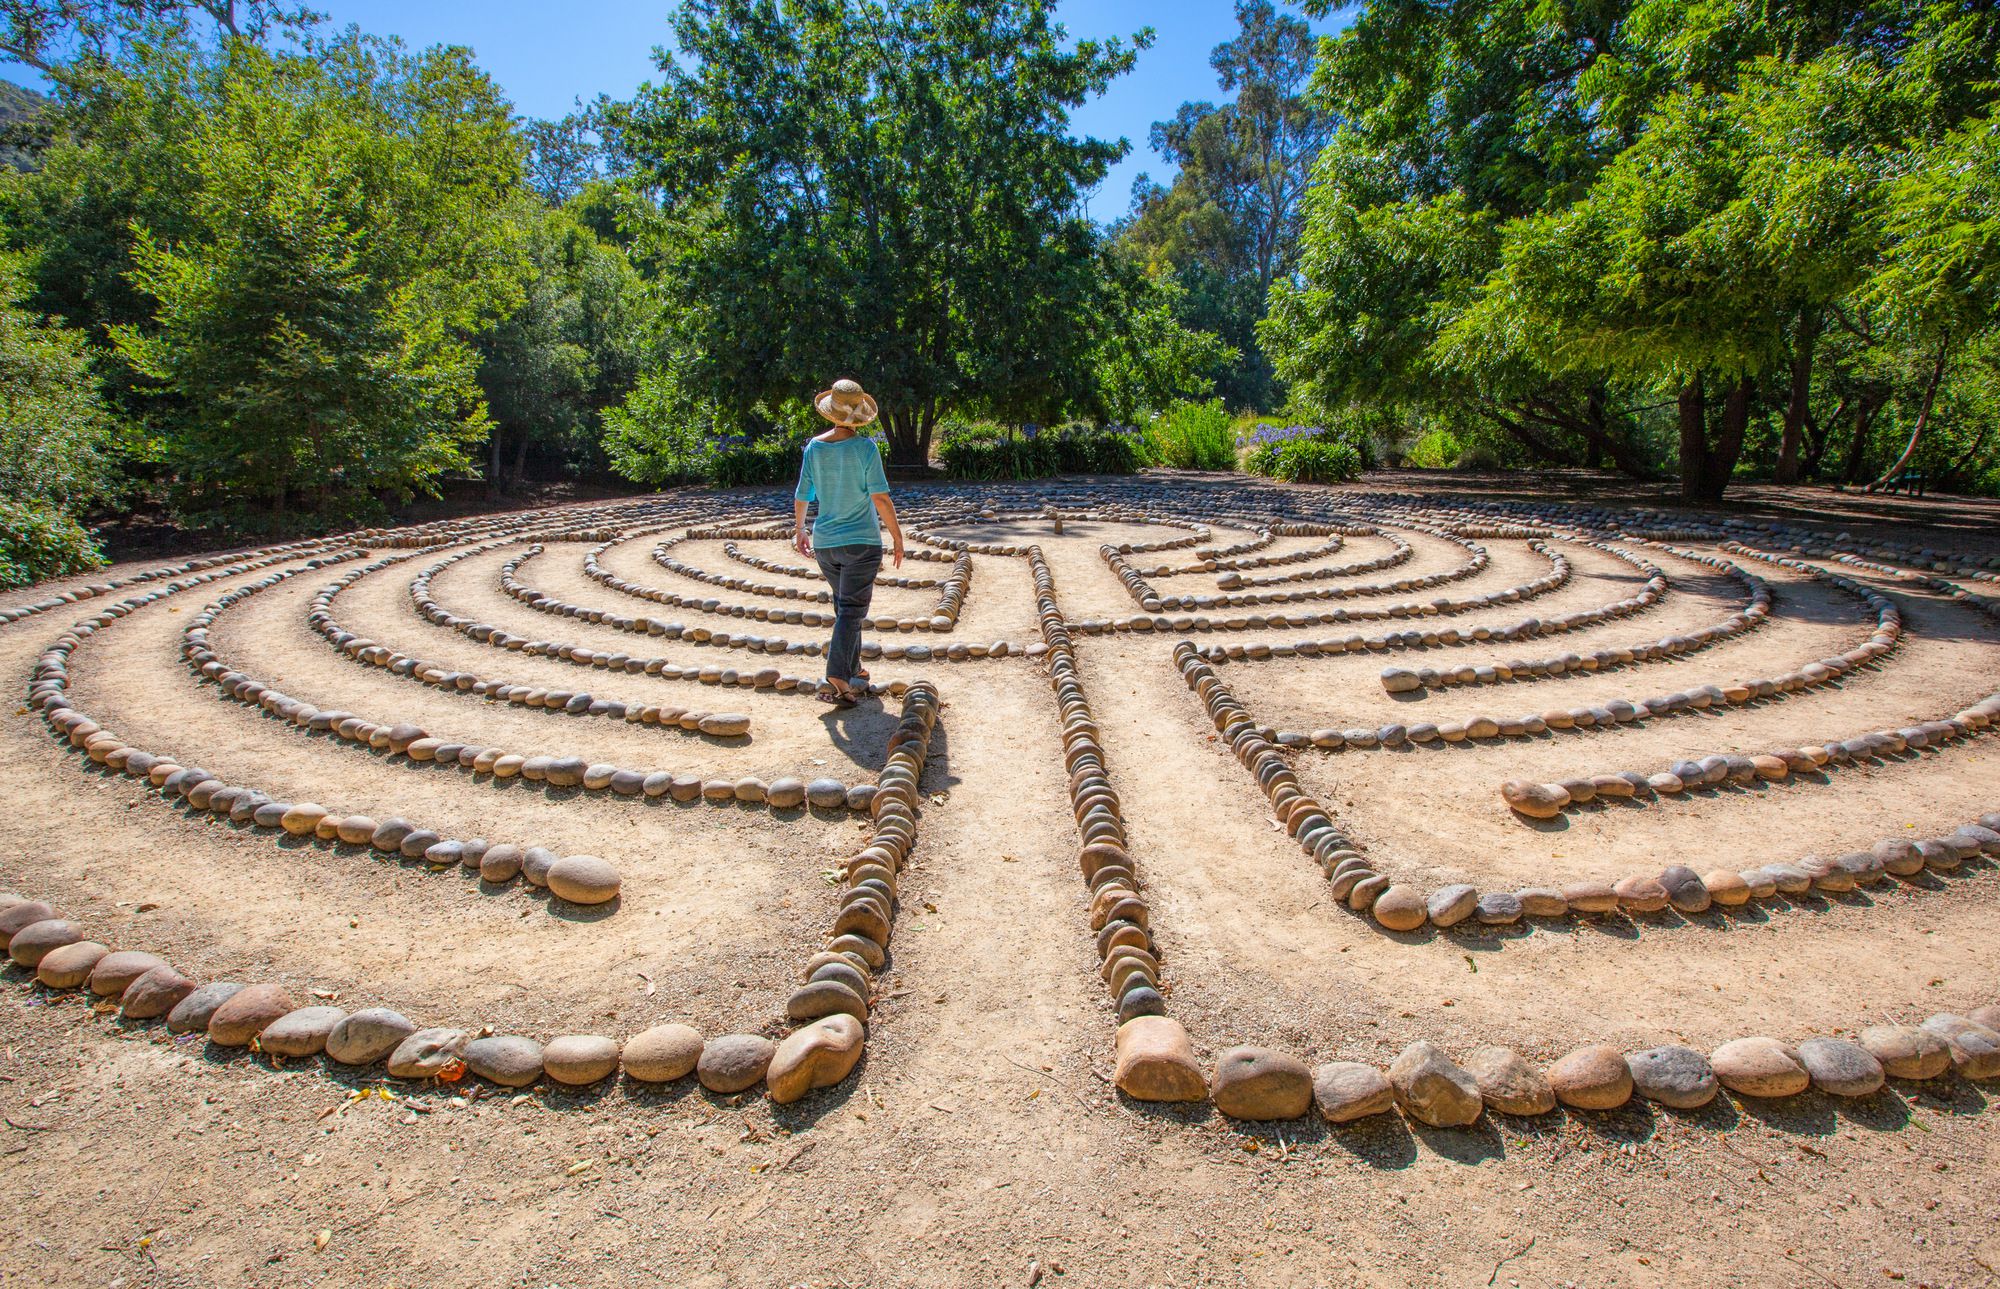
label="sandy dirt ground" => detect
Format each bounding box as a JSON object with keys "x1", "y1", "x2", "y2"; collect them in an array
[{"x1": 3, "y1": 471, "x2": 1998, "y2": 1288}]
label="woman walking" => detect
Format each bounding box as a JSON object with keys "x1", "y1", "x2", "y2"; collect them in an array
[{"x1": 794, "y1": 378, "x2": 904, "y2": 707}]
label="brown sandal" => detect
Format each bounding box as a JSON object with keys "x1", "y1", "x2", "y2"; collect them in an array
[{"x1": 815, "y1": 681, "x2": 858, "y2": 708}]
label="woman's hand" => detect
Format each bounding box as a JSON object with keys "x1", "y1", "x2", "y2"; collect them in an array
[
  {"x1": 891, "y1": 531, "x2": 905, "y2": 569},
  {"x1": 794, "y1": 529, "x2": 812, "y2": 557}
]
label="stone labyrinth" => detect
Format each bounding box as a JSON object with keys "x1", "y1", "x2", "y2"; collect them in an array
[{"x1": 4, "y1": 477, "x2": 1999, "y2": 1131}]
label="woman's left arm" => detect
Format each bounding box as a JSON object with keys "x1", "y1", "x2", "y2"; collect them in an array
[{"x1": 872, "y1": 493, "x2": 905, "y2": 568}]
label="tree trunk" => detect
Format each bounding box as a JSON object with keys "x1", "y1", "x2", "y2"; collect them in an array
[
  {"x1": 488, "y1": 432, "x2": 505, "y2": 497},
  {"x1": 1774, "y1": 310, "x2": 1818, "y2": 484},
  {"x1": 1841, "y1": 392, "x2": 1886, "y2": 484},
  {"x1": 511, "y1": 433, "x2": 530, "y2": 487},
  {"x1": 1708, "y1": 374, "x2": 1753, "y2": 499},
  {"x1": 884, "y1": 409, "x2": 926, "y2": 467},
  {"x1": 1866, "y1": 335, "x2": 1951, "y2": 492},
  {"x1": 1677, "y1": 376, "x2": 1707, "y2": 502}
]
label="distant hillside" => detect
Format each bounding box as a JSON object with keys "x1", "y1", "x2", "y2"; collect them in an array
[{"x1": 0, "y1": 80, "x2": 51, "y2": 171}]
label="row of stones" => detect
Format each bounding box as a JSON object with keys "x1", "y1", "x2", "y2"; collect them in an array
[
  {"x1": 635, "y1": 534, "x2": 974, "y2": 628},
  {"x1": 314, "y1": 543, "x2": 773, "y2": 736},
  {"x1": 502, "y1": 544, "x2": 1035, "y2": 663},
  {"x1": 1094, "y1": 539, "x2": 1571, "y2": 641},
  {"x1": 1299, "y1": 558, "x2": 1886, "y2": 754},
  {"x1": 23, "y1": 553, "x2": 619, "y2": 907},
  {"x1": 1110, "y1": 1016, "x2": 2000, "y2": 1122},
  {"x1": 721, "y1": 541, "x2": 941, "y2": 589},
  {"x1": 1107, "y1": 530, "x2": 1438, "y2": 612},
  {"x1": 194, "y1": 565, "x2": 883, "y2": 825},
  {"x1": 1137, "y1": 528, "x2": 1356, "y2": 579},
  {"x1": 1188, "y1": 538, "x2": 1672, "y2": 665},
  {"x1": 398, "y1": 540, "x2": 909, "y2": 704},
  {"x1": 1505, "y1": 689, "x2": 2000, "y2": 821},
  {"x1": 0, "y1": 893, "x2": 846, "y2": 1104},
  {"x1": 779, "y1": 684, "x2": 942, "y2": 1063},
  {"x1": 1377, "y1": 543, "x2": 1758, "y2": 693},
  {"x1": 1176, "y1": 643, "x2": 2000, "y2": 936},
  {"x1": 1024, "y1": 547, "x2": 1169, "y2": 1028},
  {"x1": 1, "y1": 681, "x2": 945, "y2": 1104},
  {"x1": 906, "y1": 506, "x2": 1212, "y2": 559}
]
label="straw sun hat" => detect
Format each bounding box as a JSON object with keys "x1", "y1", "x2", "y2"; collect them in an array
[{"x1": 814, "y1": 378, "x2": 880, "y2": 428}]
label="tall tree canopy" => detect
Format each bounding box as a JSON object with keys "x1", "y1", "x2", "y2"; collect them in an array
[
  {"x1": 1268, "y1": 0, "x2": 2000, "y2": 499},
  {"x1": 1116, "y1": 0, "x2": 1331, "y2": 411},
  {"x1": 613, "y1": 0, "x2": 1155, "y2": 465}
]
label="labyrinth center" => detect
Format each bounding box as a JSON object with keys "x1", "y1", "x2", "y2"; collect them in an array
[{"x1": 3, "y1": 476, "x2": 1998, "y2": 1120}]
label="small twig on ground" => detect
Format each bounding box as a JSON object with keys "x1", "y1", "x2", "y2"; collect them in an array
[
  {"x1": 3, "y1": 1115, "x2": 59, "y2": 1132},
  {"x1": 1003, "y1": 1055, "x2": 1090, "y2": 1108},
  {"x1": 1488, "y1": 1235, "x2": 1535, "y2": 1285},
  {"x1": 1780, "y1": 1251, "x2": 1847, "y2": 1289}
]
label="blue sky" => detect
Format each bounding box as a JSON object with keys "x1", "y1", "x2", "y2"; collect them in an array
[{"x1": 3, "y1": 1, "x2": 1340, "y2": 221}]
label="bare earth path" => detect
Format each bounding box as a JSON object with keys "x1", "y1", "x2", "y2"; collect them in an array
[{"x1": 2, "y1": 471, "x2": 1997, "y2": 1288}]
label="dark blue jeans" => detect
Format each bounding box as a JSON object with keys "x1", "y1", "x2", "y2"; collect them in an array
[{"x1": 815, "y1": 542, "x2": 881, "y2": 686}]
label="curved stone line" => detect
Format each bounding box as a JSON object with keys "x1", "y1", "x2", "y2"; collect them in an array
[
  {"x1": 1171, "y1": 643, "x2": 2000, "y2": 943},
  {"x1": 493, "y1": 542, "x2": 1039, "y2": 664},
  {"x1": 1189, "y1": 537, "x2": 1672, "y2": 665},
  {"x1": 1134, "y1": 526, "x2": 1354, "y2": 579},
  {"x1": 0, "y1": 684, "x2": 944, "y2": 1105},
  {"x1": 1374, "y1": 543, "x2": 1762, "y2": 694},
  {"x1": 627, "y1": 533, "x2": 974, "y2": 626},
  {"x1": 721, "y1": 540, "x2": 942, "y2": 589},
  {"x1": 1083, "y1": 539, "x2": 1572, "y2": 639},
  {"x1": 24, "y1": 550, "x2": 622, "y2": 911},
  {"x1": 1253, "y1": 552, "x2": 1902, "y2": 755},
  {"x1": 182, "y1": 556, "x2": 907, "y2": 823},
  {"x1": 1103, "y1": 528, "x2": 1426, "y2": 611}
]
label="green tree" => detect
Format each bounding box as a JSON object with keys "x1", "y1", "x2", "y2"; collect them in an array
[
  {"x1": 476, "y1": 200, "x2": 655, "y2": 489},
  {"x1": 613, "y1": 0, "x2": 1150, "y2": 465},
  {"x1": 0, "y1": 253, "x2": 118, "y2": 585},
  {"x1": 0, "y1": 0, "x2": 318, "y2": 75},
  {"x1": 1116, "y1": 1, "x2": 1329, "y2": 410},
  {"x1": 108, "y1": 35, "x2": 526, "y2": 529}
]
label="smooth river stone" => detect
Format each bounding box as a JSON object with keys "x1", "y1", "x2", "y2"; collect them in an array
[
  {"x1": 1796, "y1": 1038, "x2": 1885, "y2": 1097},
  {"x1": 1209, "y1": 1047, "x2": 1313, "y2": 1121},
  {"x1": 35, "y1": 940, "x2": 108, "y2": 989},
  {"x1": 698, "y1": 1034, "x2": 777, "y2": 1094},
  {"x1": 1387, "y1": 1041, "x2": 1482, "y2": 1127},
  {"x1": 326, "y1": 1008, "x2": 418, "y2": 1065},
  {"x1": 621, "y1": 1024, "x2": 705, "y2": 1083},
  {"x1": 1562, "y1": 882, "x2": 1619, "y2": 915},
  {"x1": 1426, "y1": 884, "x2": 1478, "y2": 928},
  {"x1": 546, "y1": 855, "x2": 621, "y2": 905},
  {"x1": 7, "y1": 919, "x2": 81, "y2": 968},
  {"x1": 387, "y1": 1028, "x2": 470, "y2": 1078},
  {"x1": 543, "y1": 1034, "x2": 622, "y2": 1085},
  {"x1": 1657, "y1": 865, "x2": 1711, "y2": 913},
  {"x1": 1858, "y1": 1025, "x2": 1951, "y2": 1080},
  {"x1": 1312, "y1": 1061, "x2": 1395, "y2": 1122},
  {"x1": 766, "y1": 1015, "x2": 866, "y2": 1104},
  {"x1": 1626, "y1": 1046, "x2": 1718, "y2": 1109},
  {"x1": 206, "y1": 983, "x2": 297, "y2": 1047},
  {"x1": 1517, "y1": 888, "x2": 1568, "y2": 918},
  {"x1": 1710, "y1": 1037, "x2": 1810, "y2": 1098},
  {"x1": 0, "y1": 900, "x2": 56, "y2": 947},
  {"x1": 1547, "y1": 1044, "x2": 1634, "y2": 1110},
  {"x1": 1460, "y1": 1045, "x2": 1555, "y2": 1116},
  {"x1": 697, "y1": 713, "x2": 751, "y2": 737},
  {"x1": 121, "y1": 965, "x2": 197, "y2": 1019},
  {"x1": 1500, "y1": 780, "x2": 1569, "y2": 819},
  {"x1": 166, "y1": 981, "x2": 243, "y2": 1034},
  {"x1": 1113, "y1": 1016, "x2": 1206, "y2": 1103},
  {"x1": 1475, "y1": 892, "x2": 1523, "y2": 925},
  {"x1": 1370, "y1": 885, "x2": 1427, "y2": 932},
  {"x1": 786, "y1": 980, "x2": 868, "y2": 1023},
  {"x1": 258, "y1": 1006, "x2": 348, "y2": 1057},
  {"x1": 1613, "y1": 874, "x2": 1671, "y2": 914},
  {"x1": 1920, "y1": 1015, "x2": 2000, "y2": 1079},
  {"x1": 88, "y1": 950, "x2": 166, "y2": 998},
  {"x1": 463, "y1": 1035, "x2": 545, "y2": 1088},
  {"x1": 1701, "y1": 871, "x2": 1752, "y2": 906}
]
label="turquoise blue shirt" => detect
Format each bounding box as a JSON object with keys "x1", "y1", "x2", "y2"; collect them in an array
[{"x1": 795, "y1": 434, "x2": 890, "y2": 548}]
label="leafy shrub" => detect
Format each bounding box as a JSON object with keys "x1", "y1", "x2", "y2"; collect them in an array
[
  {"x1": 1405, "y1": 427, "x2": 1465, "y2": 469},
  {"x1": 1270, "y1": 438, "x2": 1361, "y2": 484},
  {"x1": 0, "y1": 496, "x2": 105, "y2": 589},
  {"x1": 1146, "y1": 399, "x2": 1236, "y2": 471},
  {"x1": 938, "y1": 423, "x2": 1147, "y2": 480},
  {"x1": 1242, "y1": 422, "x2": 1365, "y2": 484}
]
